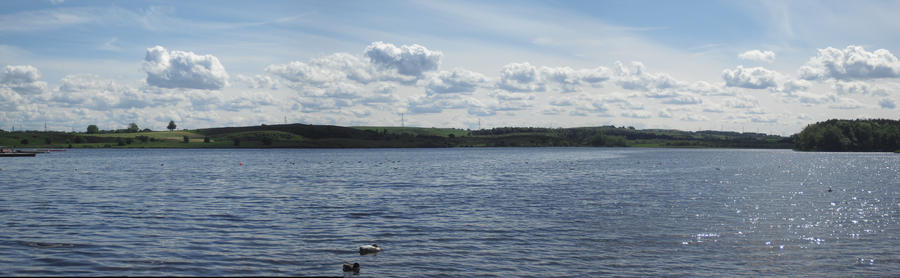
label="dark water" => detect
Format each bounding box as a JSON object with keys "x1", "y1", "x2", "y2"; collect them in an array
[{"x1": 1, "y1": 148, "x2": 898, "y2": 277}]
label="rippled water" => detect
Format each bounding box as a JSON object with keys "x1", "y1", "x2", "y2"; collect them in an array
[{"x1": 1, "y1": 148, "x2": 898, "y2": 276}]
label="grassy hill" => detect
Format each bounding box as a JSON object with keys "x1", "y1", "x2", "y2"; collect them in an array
[{"x1": 0, "y1": 123, "x2": 793, "y2": 149}]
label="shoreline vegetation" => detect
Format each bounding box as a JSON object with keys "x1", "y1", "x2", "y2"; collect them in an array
[
  {"x1": 1, "y1": 123, "x2": 793, "y2": 149},
  {"x1": 794, "y1": 119, "x2": 900, "y2": 152},
  {"x1": 1, "y1": 119, "x2": 896, "y2": 151}
]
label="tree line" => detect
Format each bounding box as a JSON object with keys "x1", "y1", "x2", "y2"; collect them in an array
[
  {"x1": 85, "y1": 120, "x2": 178, "y2": 134},
  {"x1": 794, "y1": 119, "x2": 900, "y2": 152}
]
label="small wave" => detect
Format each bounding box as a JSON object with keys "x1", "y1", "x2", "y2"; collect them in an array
[{"x1": 18, "y1": 241, "x2": 83, "y2": 249}]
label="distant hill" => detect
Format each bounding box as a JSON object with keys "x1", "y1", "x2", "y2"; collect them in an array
[
  {"x1": 794, "y1": 119, "x2": 900, "y2": 152},
  {"x1": 0, "y1": 123, "x2": 793, "y2": 149}
]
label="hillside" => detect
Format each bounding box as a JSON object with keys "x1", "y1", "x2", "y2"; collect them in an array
[{"x1": 0, "y1": 123, "x2": 792, "y2": 149}]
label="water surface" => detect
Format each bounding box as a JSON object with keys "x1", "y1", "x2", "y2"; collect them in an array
[{"x1": 1, "y1": 148, "x2": 898, "y2": 276}]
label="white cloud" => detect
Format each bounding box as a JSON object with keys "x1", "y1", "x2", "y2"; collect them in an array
[
  {"x1": 1, "y1": 65, "x2": 48, "y2": 94},
  {"x1": 0, "y1": 87, "x2": 25, "y2": 110},
  {"x1": 661, "y1": 93, "x2": 703, "y2": 105},
  {"x1": 221, "y1": 92, "x2": 276, "y2": 112},
  {"x1": 799, "y1": 45, "x2": 900, "y2": 80},
  {"x1": 364, "y1": 41, "x2": 442, "y2": 77},
  {"x1": 880, "y1": 98, "x2": 896, "y2": 109},
  {"x1": 792, "y1": 91, "x2": 835, "y2": 105},
  {"x1": 621, "y1": 110, "x2": 652, "y2": 119},
  {"x1": 723, "y1": 95, "x2": 760, "y2": 109},
  {"x1": 266, "y1": 53, "x2": 375, "y2": 85},
  {"x1": 496, "y1": 63, "x2": 611, "y2": 93},
  {"x1": 613, "y1": 61, "x2": 682, "y2": 92},
  {"x1": 51, "y1": 74, "x2": 165, "y2": 110},
  {"x1": 688, "y1": 81, "x2": 734, "y2": 96},
  {"x1": 722, "y1": 65, "x2": 779, "y2": 89},
  {"x1": 832, "y1": 80, "x2": 888, "y2": 96},
  {"x1": 424, "y1": 68, "x2": 489, "y2": 94},
  {"x1": 497, "y1": 62, "x2": 544, "y2": 92},
  {"x1": 738, "y1": 50, "x2": 775, "y2": 63},
  {"x1": 679, "y1": 114, "x2": 709, "y2": 122},
  {"x1": 780, "y1": 79, "x2": 811, "y2": 94},
  {"x1": 234, "y1": 74, "x2": 279, "y2": 90},
  {"x1": 143, "y1": 45, "x2": 229, "y2": 90},
  {"x1": 703, "y1": 103, "x2": 725, "y2": 113},
  {"x1": 828, "y1": 97, "x2": 866, "y2": 109}
]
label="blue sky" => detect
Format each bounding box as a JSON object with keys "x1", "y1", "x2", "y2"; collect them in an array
[{"x1": 1, "y1": 0, "x2": 898, "y2": 134}]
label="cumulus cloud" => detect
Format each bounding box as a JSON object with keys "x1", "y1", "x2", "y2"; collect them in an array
[
  {"x1": 723, "y1": 95, "x2": 760, "y2": 109},
  {"x1": 703, "y1": 103, "x2": 725, "y2": 113},
  {"x1": 738, "y1": 50, "x2": 775, "y2": 63},
  {"x1": 364, "y1": 41, "x2": 442, "y2": 77},
  {"x1": 792, "y1": 91, "x2": 835, "y2": 105},
  {"x1": 52, "y1": 74, "x2": 163, "y2": 110},
  {"x1": 679, "y1": 114, "x2": 709, "y2": 122},
  {"x1": 780, "y1": 79, "x2": 811, "y2": 94},
  {"x1": 0, "y1": 87, "x2": 25, "y2": 110},
  {"x1": 1, "y1": 65, "x2": 48, "y2": 94},
  {"x1": 722, "y1": 65, "x2": 779, "y2": 89},
  {"x1": 613, "y1": 61, "x2": 681, "y2": 92},
  {"x1": 496, "y1": 63, "x2": 612, "y2": 93},
  {"x1": 540, "y1": 66, "x2": 610, "y2": 92},
  {"x1": 234, "y1": 74, "x2": 279, "y2": 90},
  {"x1": 424, "y1": 68, "x2": 489, "y2": 94},
  {"x1": 266, "y1": 53, "x2": 375, "y2": 85},
  {"x1": 661, "y1": 93, "x2": 703, "y2": 105},
  {"x1": 880, "y1": 98, "x2": 896, "y2": 109},
  {"x1": 832, "y1": 81, "x2": 888, "y2": 96},
  {"x1": 497, "y1": 62, "x2": 543, "y2": 92},
  {"x1": 828, "y1": 97, "x2": 865, "y2": 109},
  {"x1": 621, "y1": 111, "x2": 652, "y2": 119},
  {"x1": 799, "y1": 45, "x2": 900, "y2": 80},
  {"x1": 143, "y1": 45, "x2": 229, "y2": 90},
  {"x1": 221, "y1": 92, "x2": 276, "y2": 112},
  {"x1": 688, "y1": 81, "x2": 734, "y2": 96}
]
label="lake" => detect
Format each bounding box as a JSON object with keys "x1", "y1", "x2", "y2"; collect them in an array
[{"x1": 1, "y1": 148, "x2": 898, "y2": 277}]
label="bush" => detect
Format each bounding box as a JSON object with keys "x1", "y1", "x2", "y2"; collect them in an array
[
  {"x1": 203, "y1": 136, "x2": 210, "y2": 143},
  {"x1": 183, "y1": 135, "x2": 190, "y2": 143},
  {"x1": 232, "y1": 138, "x2": 240, "y2": 146},
  {"x1": 20, "y1": 139, "x2": 28, "y2": 145}
]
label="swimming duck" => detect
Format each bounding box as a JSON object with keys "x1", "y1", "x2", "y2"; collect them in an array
[
  {"x1": 343, "y1": 262, "x2": 360, "y2": 272},
  {"x1": 359, "y1": 244, "x2": 381, "y2": 254}
]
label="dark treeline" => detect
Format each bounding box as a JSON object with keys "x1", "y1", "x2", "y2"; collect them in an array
[
  {"x1": 1, "y1": 123, "x2": 793, "y2": 149},
  {"x1": 794, "y1": 119, "x2": 900, "y2": 152}
]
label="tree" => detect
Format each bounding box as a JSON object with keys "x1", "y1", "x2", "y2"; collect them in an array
[
  {"x1": 183, "y1": 135, "x2": 190, "y2": 143},
  {"x1": 127, "y1": 123, "x2": 140, "y2": 133},
  {"x1": 203, "y1": 136, "x2": 210, "y2": 143},
  {"x1": 167, "y1": 120, "x2": 177, "y2": 131},
  {"x1": 87, "y1": 125, "x2": 99, "y2": 134}
]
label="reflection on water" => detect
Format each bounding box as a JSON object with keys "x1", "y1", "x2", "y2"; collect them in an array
[{"x1": 0, "y1": 148, "x2": 897, "y2": 276}]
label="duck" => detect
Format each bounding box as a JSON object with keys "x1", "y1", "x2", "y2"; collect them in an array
[
  {"x1": 359, "y1": 244, "x2": 381, "y2": 254},
  {"x1": 343, "y1": 262, "x2": 360, "y2": 272}
]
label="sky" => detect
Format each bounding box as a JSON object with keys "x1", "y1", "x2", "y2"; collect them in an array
[{"x1": 1, "y1": 0, "x2": 899, "y2": 135}]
